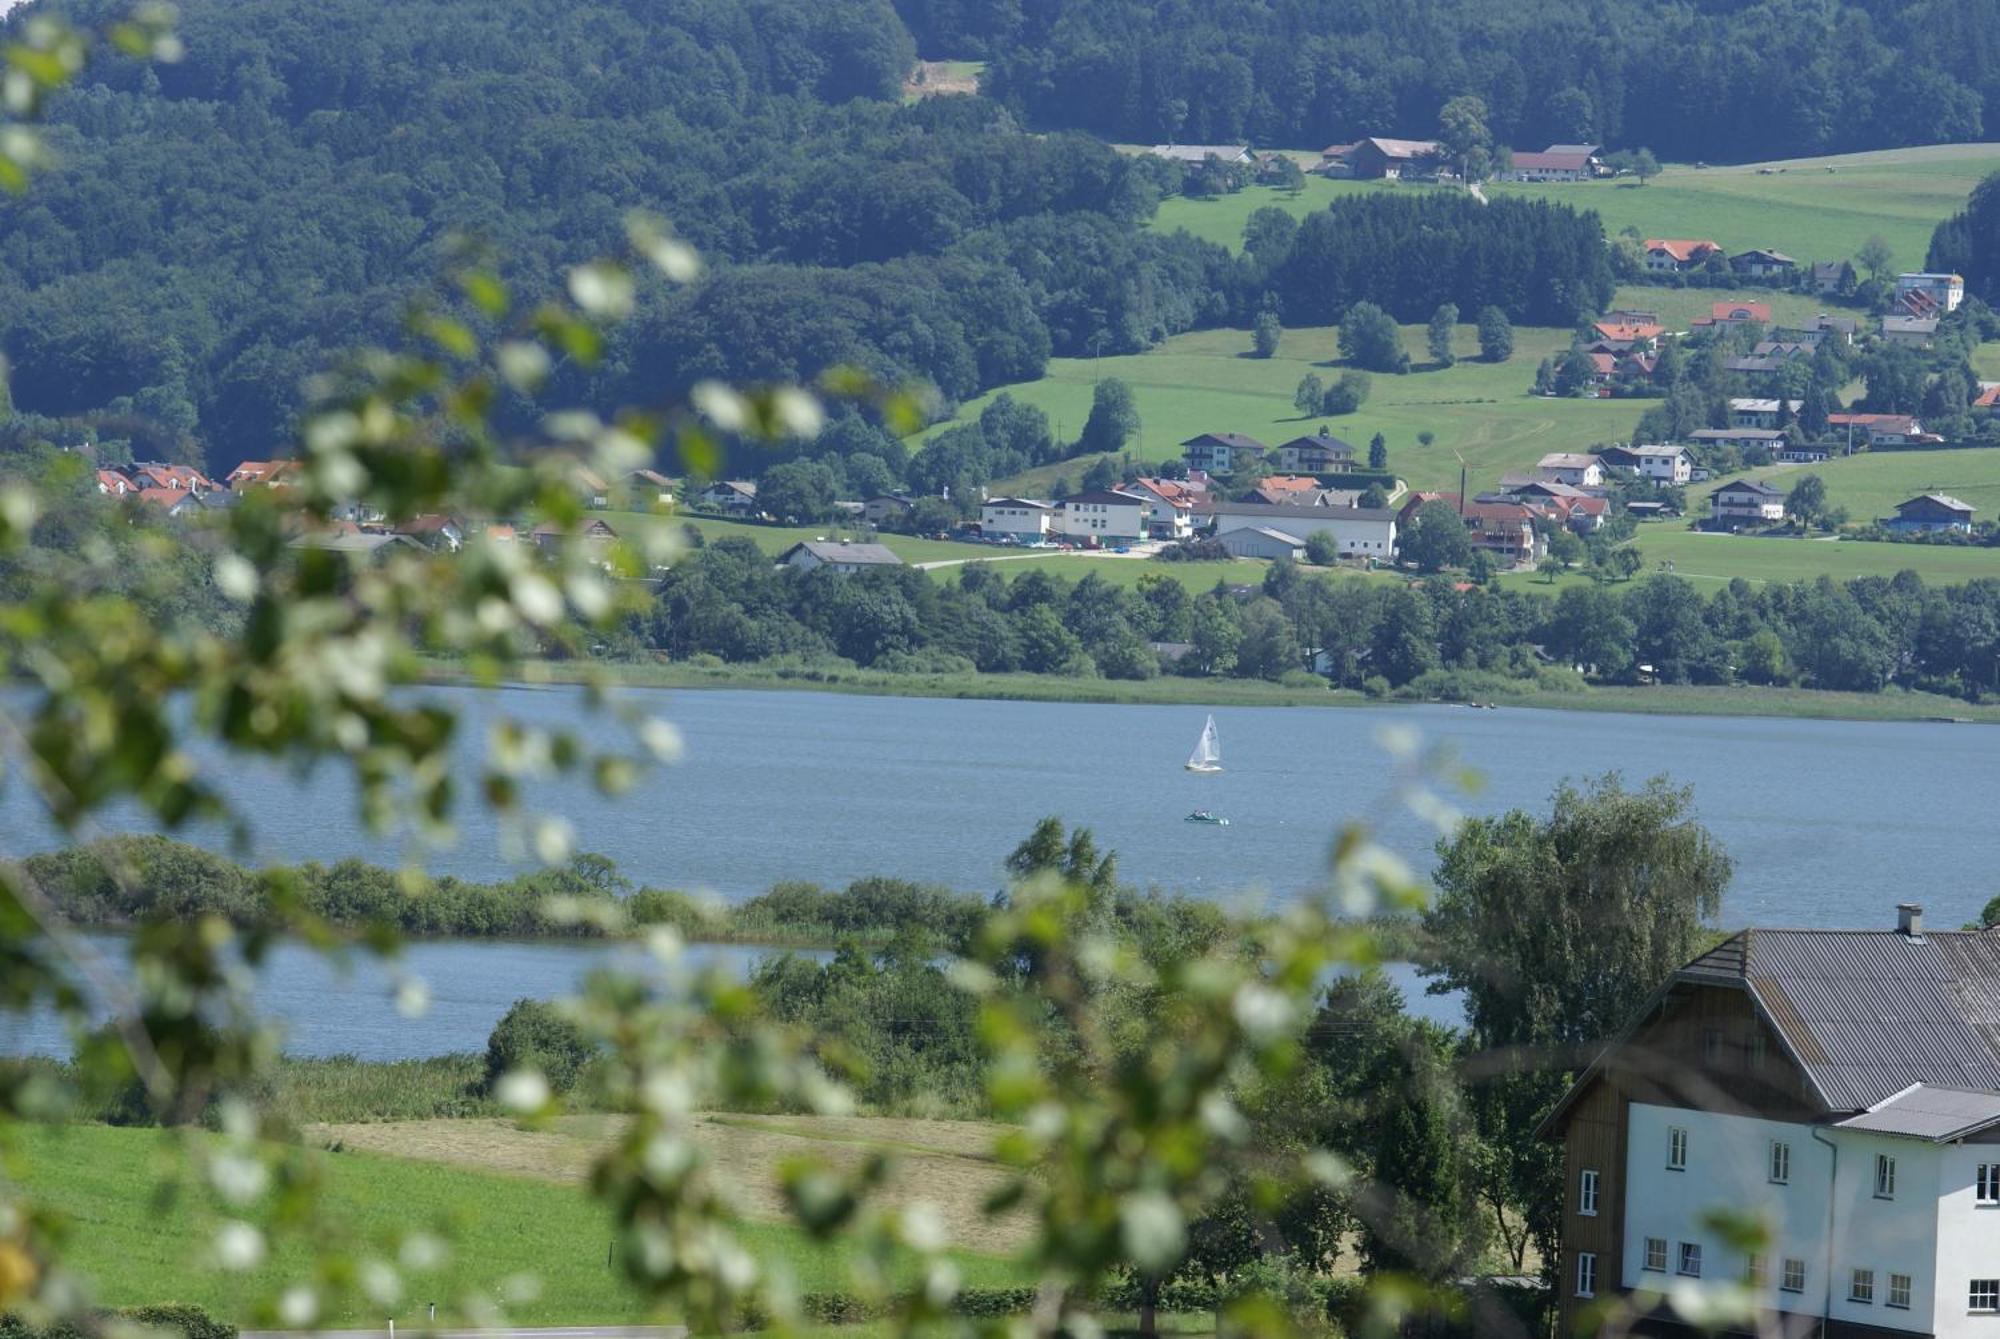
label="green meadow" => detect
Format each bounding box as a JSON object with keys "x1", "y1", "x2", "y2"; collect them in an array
[
  {"x1": 1624, "y1": 523, "x2": 2000, "y2": 586},
  {"x1": 1150, "y1": 143, "x2": 2000, "y2": 268},
  {"x1": 10, "y1": 1122, "x2": 1022, "y2": 1327}
]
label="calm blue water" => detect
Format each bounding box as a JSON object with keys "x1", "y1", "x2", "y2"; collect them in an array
[{"x1": 4, "y1": 685, "x2": 1997, "y2": 1055}]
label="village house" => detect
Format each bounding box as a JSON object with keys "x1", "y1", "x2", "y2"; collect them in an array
[
  {"x1": 1204, "y1": 501, "x2": 1397, "y2": 559},
  {"x1": 1689, "y1": 426, "x2": 1786, "y2": 455},
  {"x1": 1752, "y1": 339, "x2": 1816, "y2": 361},
  {"x1": 1775, "y1": 440, "x2": 1832, "y2": 464},
  {"x1": 1495, "y1": 144, "x2": 1601, "y2": 182},
  {"x1": 1723, "y1": 355, "x2": 1787, "y2": 388},
  {"x1": 1275, "y1": 431, "x2": 1358, "y2": 473},
  {"x1": 1401, "y1": 493, "x2": 1545, "y2": 565},
  {"x1": 1976, "y1": 384, "x2": 2000, "y2": 416},
  {"x1": 1344, "y1": 136, "x2": 1444, "y2": 180},
  {"x1": 861, "y1": 495, "x2": 913, "y2": 527},
  {"x1": 696, "y1": 480, "x2": 759, "y2": 513},
  {"x1": 1536, "y1": 452, "x2": 1605, "y2": 488},
  {"x1": 1729, "y1": 248, "x2": 1798, "y2": 280},
  {"x1": 227, "y1": 460, "x2": 298, "y2": 491},
  {"x1": 1059, "y1": 489, "x2": 1148, "y2": 544},
  {"x1": 1587, "y1": 319, "x2": 1666, "y2": 355},
  {"x1": 392, "y1": 514, "x2": 465, "y2": 552},
  {"x1": 624, "y1": 469, "x2": 677, "y2": 507},
  {"x1": 1181, "y1": 432, "x2": 1269, "y2": 476},
  {"x1": 978, "y1": 497, "x2": 1055, "y2": 543},
  {"x1": 1828, "y1": 413, "x2": 1939, "y2": 448},
  {"x1": 95, "y1": 469, "x2": 135, "y2": 497},
  {"x1": 778, "y1": 540, "x2": 905, "y2": 573},
  {"x1": 1710, "y1": 477, "x2": 1787, "y2": 528},
  {"x1": 1887, "y1": 493, "x2": 1977, "y2": 534},
  {"x1": 571, "y1": 466, "x2": 611, "y2": 509},
  {"x1": 1216, "y1": 526, "x2": 1307, "y2": 561},
  {"x1": 1547, "y1": 905, "x2": 2000, "y2": 1339},
  {"x1": 288, "y1": 531, "x2": 424, "y2": 561},
  {"x1": 1881, "y1": 315, "x2": 1941, "y2": 350},
  {"x1": 1598, "y1": 444, "x2": 1692, "y2": 484},
  {"x1": 1813, "y1": 313, "x2": 1860, "y2": 346},
  {"x1": 1729, "y1": 398, "x2": 1805, "y2": 430},
  {"x1": 1895, "y1": 271, "x2": 1965, "y2": 317},
  {"x1": 1811, "y1": 259, "x2": 1858, "y2": 295},
  {"x1": 130, "y1": 462, "x2": 219, "y2": 494},
  {"x1": 1125, "y1": 477, "x2": 1200, "y2": 540},
  {"x1": 1643, "y1": 238, "x2": 1723, "y2": 273},
  {"x1": 1692, "y1": 299, "x2": 1773, "y2": 334}
]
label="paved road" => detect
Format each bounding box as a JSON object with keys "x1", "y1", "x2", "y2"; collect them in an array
[{"x1": 244, "y1": 1328, "x2": 685, "y2": 1339}]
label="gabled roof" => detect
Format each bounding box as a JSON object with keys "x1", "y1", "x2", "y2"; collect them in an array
[
  {"x1": 1229, "y1": 525, "x2": 1307, "y2": 546},
  {"x1": 1537, "y1": 452, "x2": 1599, "y2": 470},
  {"x1": 1357, "y1": 136, "x2": 1441, "y2": 159},
  {"x1": 1898, "y1": 493, "x2": 1976, "y2": 515},
  {"x1": 1181, "y1": 432, "x2": 1268, "y2": 452},
  {"x1": 1545, "y1": 143, "x2": 1601, "y2": 157},
  {"x1": 1882, "y1": 315, "x2": 1941, "y2": 334},
  {"x1": 1064, "y1": 489, "x2": 1148, "y2": 507},
  {"x1": 1507, "y1": 149, "x2": 1593, "y2": 172},
  {"x1": 1644, "y1": 238, "x2": 1721, "y2": 263},
  {"x1": 782, "y1": 541, "x2": 902, "y2": 566},
  {"x1": 1277, "y1": 432, "x2": 1356, "y2": 455},
  {"x1": 1713, "y1": 476, "x2": 1786, "y2": 497},
  {"x1": 1731, "y1": 249, "x2": 1797, "y2": 265},
  {"x1": 983, "y1": 496, "x2": 1053, "y2": 510}
]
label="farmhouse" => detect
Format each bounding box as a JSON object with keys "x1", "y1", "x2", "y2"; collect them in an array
[
  {"x1": 1729, "y1": 399, "x2": 1805, "y2": 430},
  {"x1": 1643, "y1": 238, "x2": 1722, "y2": 273},
  {"x1": 1597, "y1": 444, "x2": 1691, "y2": 484},
  {"x1": 1827, "y1": 413, "x2": 1939, "y2": 448},
  {"x1": 1547, "y1": 905, "x2": 2000, "y2": 1339},
  {"x1": 1887, "y1": 494, "x2": 1977, "y2": 534},
  {"x1": 624, "y1": 469, "x2": 678, "y2": 507},
  {"x1": 1060, "y1": 489, "x2": 1148, "y2": 544},
  {"x1": 1811, "y1": 259, "x2": 1858, "y2": 294},
  {"x1": 1536, "y1": 452, "x2": 1605, "y2": 487},
  {"x1": 1124, "y1": 478, "x2": 1198, "y2": 540},
  {"x1": 1729, "y1": 248, "x2": 1798, "y2": 279},
  {"x1": 1276, "y1": 431, "x2": 1357, "y2": 473},
  {"x1": 1496, "y1": 144, "x2": 1600, "y2": 182},
  {"x1": 697, "y1": 480, "x2": 759, "y2": 513},
  {"x1": 1588, "y1": 319, "x2": 1665, "y2": 354},
  {"x1": 779, "y1": 541, "x2": 904, "y2": 573},
  {"x1": 1346, "y1": 136, "x2": 1444, "y2": 180},
  {"x1": 861, "y1": 494, "x2": 913, "y2": 527},
  {"x1": 1775, "y1": 441, "x2": 1832, "y2": 464},
  {"x1": 979, "y1": 497, "x2": 1055, "y2": 542},
  {"x1": 1688, "y1": 427, "x2": 1785, "y2": 454},
  {"x1": 1709, "y1": 477, "x2": 1787, "y2": 527},
  {"x1": 1692, "y1": 300, "x2": 1773, "y2": 333},
  {"x1": 1181, "y1": 432, "x2": 1268, "y2": 476}
]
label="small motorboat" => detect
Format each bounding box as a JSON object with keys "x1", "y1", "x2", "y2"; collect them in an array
[{"x1": 1185, "y1": 810, "x2": 1230, "y2": 826}]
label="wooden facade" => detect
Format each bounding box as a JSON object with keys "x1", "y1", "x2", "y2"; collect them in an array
[{"x1": 1555, "y1": 979, "x2": 1826, "y2": 1334}]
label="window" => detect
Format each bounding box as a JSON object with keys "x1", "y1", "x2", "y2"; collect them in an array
[
  {"x1": 1576, "y1": 1252, "x2": 1597, "y2": 1299},
  {"x1": 1703, "y1": 1029, "x2": 1724, "y2": 1064},
  {"x1": 1746, "y1": 1254, "x2": 1768, "y2": 1288},
  {"x1": 1644, "y1": 1238, "x2": 1668, "y2": 1272},
  {"x1": 1889, "y1": 1274, "x2": 1911, "y2": 1310},
  {"x1": 1679, "y1": 1242, "x2": 1703, "y2": 1277},
  {"x1": 1851, "y1": 1269, "x2": 1875, "y2": 1304},
  {"x1": 1668, "y1": 1125, "x2": 1688, "y2": 1170},
  {"x1": 1876, "y1": 1153, "x2": 1897, "y2": 1199},
  {"x1": 1980, "y1": 1163, "x2": 2000, "y2": 1204},
  {"x1": 1782, "y1": 1259, "x2": 1807, "y2": 1294},
  {"x1": 1973, "y1": 1280, "x2": 2000, "y2": 1312},
  {"x1": 1578, "y1": 1169, "x2": 1599, "y2": 1216},
  {"x1": 1769, "y1": 1140, "x2": 1790, "y2": 1184}
]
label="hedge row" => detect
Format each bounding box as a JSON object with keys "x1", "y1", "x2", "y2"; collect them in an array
[{"x1": 1, "y1": 1306, "x2": 235, "y2": 1339}]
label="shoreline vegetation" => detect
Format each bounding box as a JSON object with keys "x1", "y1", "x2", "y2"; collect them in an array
[
  {"x1": 424, "y1": 656, "x2": 2000, "y2": 727},
  {"x1": 12, "y1": 834, "x2": 1434, "y2": 960}
]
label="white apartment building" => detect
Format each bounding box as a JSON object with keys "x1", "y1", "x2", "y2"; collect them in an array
[{"x1": 980, "y1": 497, "x2": 1055, "y2": 542}]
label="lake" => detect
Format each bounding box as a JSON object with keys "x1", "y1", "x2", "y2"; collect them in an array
[{"x1": 5, "y1": 685, "x2": 1997, "y2": 1056}]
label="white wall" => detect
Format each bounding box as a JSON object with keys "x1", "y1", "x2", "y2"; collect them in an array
[
  {"x1": 1931, "y1": 1145, "x2": 2000, "y2": 1337},
  {"x1": 1621, "y1": 1104, "x2": 1938, "y2": 1334}
]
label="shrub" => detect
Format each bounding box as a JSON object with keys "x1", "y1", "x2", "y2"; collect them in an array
[{"x1": 483, "y1": 999, "x2": 594, "y2": 1095}]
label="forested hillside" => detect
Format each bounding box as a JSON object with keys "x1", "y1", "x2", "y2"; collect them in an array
[{"x1": 963, "y1": 0, "x2": 1992, "y2": 159}]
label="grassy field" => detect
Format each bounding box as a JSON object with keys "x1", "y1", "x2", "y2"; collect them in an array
[
  {"x1": 1685, "y1": 446, "x2": 2000, "y2": 523},
  {"x1": 608, "y1": 510, "x2": 996, "y2": 565},
  {"x1": 1626, "y1": 523, "x2": 2000, "y2": 586},
  {"x1": 923, "y1": 320, "x2": 1634, "y2": 498},
  {"x1": 1152, "y1": 143, "x2": 2000, "y2": 266},
  {"x1": 10, "y1": 1122, "x2": 1021, "y2": 1326},
  {"x1": 312, "y1": 1113, "x2": 1032, "y2": 1257}
]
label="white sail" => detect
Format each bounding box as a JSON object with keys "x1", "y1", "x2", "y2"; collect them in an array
[{"x1": 1185, "y1": 714, "x2": 1222, "y2": 772}]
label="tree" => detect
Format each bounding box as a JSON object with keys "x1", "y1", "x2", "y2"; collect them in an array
[
  {"x1": 1359, "y1": 483, "x2": 1389, "y2": 509},
  {"x1": 1338, "y1": 301, "x2": 1409, "y2": 373},
  {"x1": 1270, "y1": 154, "x2": 1306, "y2": 196},
  {"x1": 1436, "y1": 94, "x2": 1495, "y2": 181},
  {"x1": 1292, "y1": 373, "x2": 1324, "y2": 415},
  {"x1": 1303, "y1": 531, "x2": 1339, "y2": 566},
  {"x1": 1234, "y1": 597, "x2": 1300, "y2": 680},
  {"x1": 1424, "y1": 774, "x2": 1730, "y2": 1271},
  {"x1": 758, "y1": 459, "x2": 838, "y2": 521},
  {"x1": 1323, "y1": 369, "x2": 1372, "y2": 414},
  {"x1": 1078, "y1": 379, "x2": 1140, "y2": 455},
  {"x1": 1610, "y1": 545, "x2": 1644, "y2": 581},
  {"x1": 1402, "y1": 499, "x2": 1473, "y2": 573},
  {"x1": 1251, "y1": 311, "x2": 1281, "y2": 358},
  {"x1": 1426, "y1": 303, "x2": 1458, "y2": 368},
  {"x1": 1417, "y1": 430, "x2": 1436, "y2": 448},
  {"x1": 1788, "y1": 473, "x2": 1828, "y2": 530},
  {"x1": 1475, "y1": 306, "x2": 1513, "y2": 363},
  {"x1": 1858, "y1": 234, "x2": 1895, "y2": 285},
  {"x1": 1081, "y1": 455, "x2": 1119, "y2": 491},
  {"x1": 485, "y1": 999, "x2": 596, "y2": 1095},
  {"x1": 1553, "y1": 349, "x2": 1596, "y2": 397},
  {"x1": 1367, "y1": 432, "x2": 1388, "y2": 471},
  {"x1": 1547, "y1": 527, "x2": 1586, "y2": 568},
  {"x1": 1630, "y1": 147, "x2": 1660, "y2": 184},
  {"x1": 1369, "y1": 588, "x2": 1439, "y2": 684}
]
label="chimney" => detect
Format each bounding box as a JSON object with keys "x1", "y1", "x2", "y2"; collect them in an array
[{"x1": 1897, "y1": 903, "x2": 1924, "y2": 938}]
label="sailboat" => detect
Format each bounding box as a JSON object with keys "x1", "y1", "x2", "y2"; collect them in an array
[{"x1": 1184, "y1": 713, "x2": 1223, "y2": 774}]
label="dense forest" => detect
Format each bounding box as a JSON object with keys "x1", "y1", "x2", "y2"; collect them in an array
[{"x1": 959, "y1": 0, "x2": 1992, "y2": 159}]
